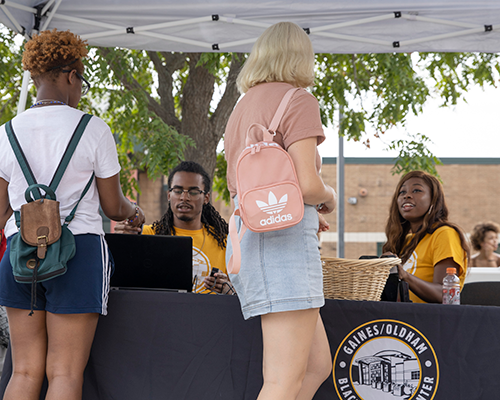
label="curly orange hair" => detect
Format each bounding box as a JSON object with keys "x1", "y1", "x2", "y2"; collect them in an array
[{"x1": 22, "y1": 29, "x2": 88, "y2": 79}]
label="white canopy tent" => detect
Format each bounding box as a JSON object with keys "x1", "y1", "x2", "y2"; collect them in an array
[
  {"x1": 2, "y1": 0, "x2": 499, "y2": 256},
  {"x1": 1, "y1": 0, "x2": 500, "y2": 53}
]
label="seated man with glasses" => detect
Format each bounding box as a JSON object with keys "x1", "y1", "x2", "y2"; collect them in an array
[{"x1": 115, "y1": 161, "x2": 233, "y2": 294}]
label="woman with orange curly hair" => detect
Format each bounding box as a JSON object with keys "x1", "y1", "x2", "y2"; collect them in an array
[
  {"x1": 0, "y1": 29, "x2": 145, "y2": 399},
  {"x1": 383, "y1": 171, "x2": 470, "y2": 303}
]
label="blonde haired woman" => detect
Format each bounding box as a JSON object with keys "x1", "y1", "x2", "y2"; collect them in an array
[{"x1": 225, "y1": 22, "x2": 336, "y2": 400}]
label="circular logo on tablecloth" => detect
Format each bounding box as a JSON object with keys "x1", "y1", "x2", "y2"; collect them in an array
[{"x1": 334, "y1": 319, "x2": 439, "y2": 400}]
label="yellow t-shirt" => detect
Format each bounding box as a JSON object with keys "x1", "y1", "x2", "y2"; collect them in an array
[
  {"x1": 142, "y1": 224, "x2": 227, "y2": 294},
  {"x1": 402, "y1": 225, "x2": 467, "y2": 303}
]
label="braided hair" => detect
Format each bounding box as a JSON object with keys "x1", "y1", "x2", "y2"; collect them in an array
[{"x1": 151, "y1": 161, "x2": 228, "y2": 249}]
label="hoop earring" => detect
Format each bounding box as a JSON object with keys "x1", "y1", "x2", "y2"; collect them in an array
[{"x1": 428, "y1": 204, "x2": 433, "y2": 215}]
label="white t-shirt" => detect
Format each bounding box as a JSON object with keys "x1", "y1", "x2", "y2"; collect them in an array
[{"x1": 0, "y1": 105, "x2": 121, "y2": 238}]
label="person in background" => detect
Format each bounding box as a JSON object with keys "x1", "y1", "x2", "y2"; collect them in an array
[
  {"x1": 115, "y1": 161, "x2": 232, "y2": 294},
  {"x1": 0, "y1": 29, "x2": 145, "y2": 400},
  {"x1": 383, "y1": 170, "x2": 470, "y2": 303},
  {"x1": 470, "y1": 222, "x2": 500, "y2": 267},
  {"x1": 224, "y1": 22, "x2": 336, "y2": 400}
]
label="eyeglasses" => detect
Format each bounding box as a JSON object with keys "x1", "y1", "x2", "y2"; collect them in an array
[
  {"x1": 61, "y1": 70, "x2": 91, "y2": 96},
  {"x1": 168, "y1": 188, "x2": 206, "y2": 198}
]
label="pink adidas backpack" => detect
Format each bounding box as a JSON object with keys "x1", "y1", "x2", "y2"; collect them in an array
[{"x1": 228, "y1": 88, "x2": 304, "y2": 274}]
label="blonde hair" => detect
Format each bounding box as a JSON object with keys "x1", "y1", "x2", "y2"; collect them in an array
[{"x1": 237, "y1": 22, "x2": 315, "y2": 93}]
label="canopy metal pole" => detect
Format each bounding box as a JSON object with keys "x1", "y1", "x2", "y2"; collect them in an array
[
  {"x1": 337, "y1": 108, "x2": 345, "y2": 258},
  {"x1": 16, "y1": 70, "x2": 31, "y2": 114}
]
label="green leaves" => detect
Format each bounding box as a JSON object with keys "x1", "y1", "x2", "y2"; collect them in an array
[
  {"x1": 419, "y1": 52, "x2": 498, "y2": 106},
  {"x1": 213, "y1": 150, "x2": 230, "y2": 204},
  {"x1": 141, "y1": 118, "x2": 194, "y2": 180},
  {"x1": 0, "y1": 30, "x2": 29, "y2": 124},
  {"x1": 1, "y1": 22, "x2": 500, "y2": 193},
  {"x1": 313, "y1": 51, "x2": 498, "y2": 175},
  {"x1": 83, "y1": 47, "x2": 195, "y2": 196},
  {"x1": 388, "y1": 133, "x2": 443, "y2": 178},
  {"x1": 313, "y1": 53, "x2": 430, "y2": 139}
]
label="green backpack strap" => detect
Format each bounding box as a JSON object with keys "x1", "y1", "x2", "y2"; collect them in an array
[
  {"x1": 64, "y1": 172, "x2": 95, "y2": 225},
  {"x1": 6, "y1": 120, "x2": 41, "y2": 199},
  {"x1": 6, "y1": 114, "x2": 93, "y2": 198},
  {"x1": 49, "y1": 114, "x2": 92, "y2": 192},
  {"x1": 7, "y1": 114, "x2": 94, "y2": 228}
]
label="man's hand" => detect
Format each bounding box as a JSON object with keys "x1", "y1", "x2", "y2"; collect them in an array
[
  {"x1": 114, "y1": 221, "x2": 142, "y2": 235},
  {"x1": 203, "y1": 272, "x2": 231, "y2": 294}
]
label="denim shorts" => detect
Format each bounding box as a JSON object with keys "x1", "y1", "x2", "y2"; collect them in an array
[
  {"x1": 227, "y1": 198, "x2": 324, "y2": 320},
  {"x1": 0, "y1": 234, "x2": 113, "y2": 315}
]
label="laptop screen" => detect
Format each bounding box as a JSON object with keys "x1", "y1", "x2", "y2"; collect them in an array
[
  {"x1": 105, "y1": 233, "x2": 193, "y2": 292},
  {"x1": 464, "y1": 267, "x2": 500, "y2": 284}
]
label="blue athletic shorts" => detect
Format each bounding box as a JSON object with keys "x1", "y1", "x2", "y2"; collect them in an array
[{"x1": 0, "y1": 234, "x2": 113, "y2": 315}]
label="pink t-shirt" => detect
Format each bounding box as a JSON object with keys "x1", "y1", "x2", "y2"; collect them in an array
[{"x1": 224, "y1": 82, "x2": 325, "y2": 197}]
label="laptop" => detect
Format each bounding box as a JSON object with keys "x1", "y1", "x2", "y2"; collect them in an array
[
  {"x1": 464, "y1": 267, "x2": 500, "y2": 284},
  {"x1": 105, "y1": 233, "x2": 193, "y2": 292}
]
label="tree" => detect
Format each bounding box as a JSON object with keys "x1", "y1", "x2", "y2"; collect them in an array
[
  {"x1": 91, "y1": 49, "x2": 244, "y2": 184},
  {"x1": 2, "y1": 26, "x2": 499, "y2": 200},
  {"x1": 0, "y1": 29, "x2": 27, "y2": 124},
  {"x1": 312, "y1": 52, "x2": 499, "y2": 177}
]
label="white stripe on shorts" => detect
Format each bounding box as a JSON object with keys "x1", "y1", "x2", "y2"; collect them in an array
[{"x1": 100, "y1": 235, "x2": 112, "y2": 316}]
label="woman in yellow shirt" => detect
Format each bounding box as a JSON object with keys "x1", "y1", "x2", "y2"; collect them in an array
[{"x1": 383, "y1": 171, "x2": 470, "y2": 303}]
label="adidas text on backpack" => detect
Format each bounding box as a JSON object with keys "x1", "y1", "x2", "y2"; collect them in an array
[{"x1": 228, "y1": 88, "x2": 304, "y2": 274}]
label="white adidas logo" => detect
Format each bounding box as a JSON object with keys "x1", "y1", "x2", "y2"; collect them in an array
[
  {"x1": 256, "y1": 191, "x2": 287, "y2": 215},
  {"x1": 256, "y1": 191, "x2": 293, "y2": 226}
]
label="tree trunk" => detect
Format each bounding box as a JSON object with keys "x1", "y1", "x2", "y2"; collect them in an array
[{"x1": 179, "y1": 53, "x2": 243, "y2": 184}]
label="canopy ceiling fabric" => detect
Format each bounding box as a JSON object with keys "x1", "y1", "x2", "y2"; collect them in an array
[{"x1": 1, "y1": 0, "x2": 500, "y2": 53}]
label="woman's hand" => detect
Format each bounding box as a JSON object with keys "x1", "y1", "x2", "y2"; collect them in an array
[
  {"x1": 318, "y1": 214, "x2": 330, "y2": 233},
  {"x1": 128, "y1": 206, "x2": 146, "y2": 229},
  {"x1": 319, "y1": 189, "x2": 337, "y2": 215},
  {"x1": 397, "y1": 264, "x2": 411, "y2": 281}
]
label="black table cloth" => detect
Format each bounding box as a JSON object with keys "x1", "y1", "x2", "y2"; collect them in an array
[{"x1": 1, "y1": 290, "x2": 499, "y2": 399}]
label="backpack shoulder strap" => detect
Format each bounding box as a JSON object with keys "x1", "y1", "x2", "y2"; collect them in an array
[
  {"x1": 245, "y1": 88, "x2": 301, "y2": 146},
  {"x1": 6, "y1": 114, "x2": 93, "y2": 199},
  {"x1": 49, "y1": 114, "x2": 92, "y2": 192},
  {"x1": 264, "y1": 87, "x2": 301, "y2": 142},
  {"x1": 227, "y1": 209, "x2": 247, "y2": 274},
  {"x1": 64, "y1": 172, "x2": 95, "y2": 225},
  {"x1": 6, "y1": 120, "x2": 39, "y2": 188}
]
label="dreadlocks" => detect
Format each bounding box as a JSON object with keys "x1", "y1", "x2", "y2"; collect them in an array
[{"x1": 151, "y1": 161, "x2": 228, "y2": 249}]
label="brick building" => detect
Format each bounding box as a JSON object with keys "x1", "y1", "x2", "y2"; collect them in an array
[{"x1": 133, "y1": 157, "x2": 500, "y2": 259}]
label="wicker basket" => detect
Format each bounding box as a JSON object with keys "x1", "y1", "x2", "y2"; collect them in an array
[{"x1": 322, "y1": 257, "x2": 401, "y2": 301}]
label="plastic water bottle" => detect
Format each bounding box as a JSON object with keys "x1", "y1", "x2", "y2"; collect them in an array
[{"x1": 442, "y1": 267, "x2": 460, "y2": 305}]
